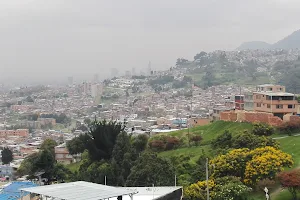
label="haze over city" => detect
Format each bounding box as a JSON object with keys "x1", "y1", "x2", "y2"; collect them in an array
[{"x1": 1, "y1": 0, "x2": 300, "y2": 84}]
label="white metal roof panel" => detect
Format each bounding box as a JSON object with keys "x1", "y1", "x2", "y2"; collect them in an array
[{"x1": 20, "y1": 181, "x2": 136, "y2": 200}]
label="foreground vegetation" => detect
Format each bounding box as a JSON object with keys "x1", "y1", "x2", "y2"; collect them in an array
[{"x1": 16, "y1": 119, "x2": 300, "y2": 200}]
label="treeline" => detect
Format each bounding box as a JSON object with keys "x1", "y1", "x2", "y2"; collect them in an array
[
  {"x1": 66, "y1": 120, "x2": 175, "y2": 186},
  {"x1": 148, "y1": 75, "x2": 193, "y2": 91},
  {"x1": 40, "y1": 113, "x2": 71, "y2": 124}
]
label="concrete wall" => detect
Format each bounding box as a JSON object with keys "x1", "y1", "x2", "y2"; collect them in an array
[{"x1": 188, "y1": 118, "x2": 210, "y2": 126}]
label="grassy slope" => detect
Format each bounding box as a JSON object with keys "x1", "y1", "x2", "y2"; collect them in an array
[
  {"x1": 159, "y1": 145, "x2": 211, "y2": 162},
  {"x1": 157, "y1": 121, "x2": 300, "y2": 200},
  {"x1": 157, "y1": 121, "x2": 253, "y2": 143},
  {"x1": 279, "y1": 135, "x2": 300, "y2": 166},
  {"x1": 157, "y1": 121, "x2": 253, "y2": 162},
  {"x1": 65, "y1": 121, "x2": 300, "y2": 199}
]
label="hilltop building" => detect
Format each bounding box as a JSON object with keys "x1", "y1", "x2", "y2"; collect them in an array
[{"x1": 253, "y1": 84, "x2": 297, "y2": 119}]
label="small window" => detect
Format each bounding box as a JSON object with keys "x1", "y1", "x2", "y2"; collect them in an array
[
  {"x1": 267, "y1": 104, "x2": 271, "y2": 108},
  {"x1": 276, "y1": 105, "x2": 283, "y2": 109},
  {"x1": 288, "y1": 105, "x2": 294, "y2": 109},
  {"x1": 269, "y1": 88, "x2": 273, "y2": 91},
  {"x1": 257, "y1": 103, "x2": 261, "y2": 107}
]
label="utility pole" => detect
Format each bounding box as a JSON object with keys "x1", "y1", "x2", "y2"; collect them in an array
[
  {"x1": 206, "y1": 158, "x2": 209, "y2": 200},
  {"x1": 187, "y1": 123, "x2": 190, "y2": 147}
]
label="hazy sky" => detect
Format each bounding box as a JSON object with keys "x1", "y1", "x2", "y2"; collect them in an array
[{"x1": 0, "y1": 0, "x2": 299, "y2": 84}]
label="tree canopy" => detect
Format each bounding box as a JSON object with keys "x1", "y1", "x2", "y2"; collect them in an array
[
  {"x1": 126, "y1": 151, "x2": 175, "y2": 187},
  {"x1": 1, "y1": 147, "x2": 13, "y2": 164}
]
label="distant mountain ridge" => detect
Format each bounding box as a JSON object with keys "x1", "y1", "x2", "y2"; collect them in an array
[
  {"x1": 237, "y1": 29, "x2": 300, "y2": 50},
  {"x1": 237, "y1": 41, "x2": 271, "y2": 50}
]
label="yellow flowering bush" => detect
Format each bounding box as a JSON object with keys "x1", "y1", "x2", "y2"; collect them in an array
[
  {"x1": 244, "y1": 147, "x2": 293, "y2": 185},
  {"x1": 210, "y1": 148, "x2": 251, "y2": 179},
  {"x1": 184, "y1": 180, "x2": 215, "y2": 200},
  {"x1": 211, "y1": 146, "x2": 293, "y2": 185}
]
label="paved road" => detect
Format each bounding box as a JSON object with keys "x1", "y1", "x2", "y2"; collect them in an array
[{"x1": 272, "y1": 133, "x2": 300, "y2": 140}]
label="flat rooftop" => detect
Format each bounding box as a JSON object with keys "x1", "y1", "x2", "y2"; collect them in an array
[
  {"x1": 254, "y1": 91, "x2": 295, "y2": 96},
  {"x1": 257, "y1": 84, "x2": 280, "y2": 87}
]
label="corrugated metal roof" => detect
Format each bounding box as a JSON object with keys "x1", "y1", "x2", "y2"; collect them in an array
[{"x1": 20, "y1": 181, "x2": 136, "y2": 200}]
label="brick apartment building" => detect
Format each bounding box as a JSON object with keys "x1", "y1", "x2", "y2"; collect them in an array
[
  {"x1": 253, "y1": 85, "x2": 297, "y2": 119},
  {"x1": 55, "y1": 143, "x2": 73, "y2": 165},
  {"x1": 0, "y1": 129, "x2": 29, "y2": 138}
]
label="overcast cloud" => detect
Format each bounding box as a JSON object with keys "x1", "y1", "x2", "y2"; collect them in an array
[{"x1": 0, "y1": 0, "x2": 299, "y2": 84}]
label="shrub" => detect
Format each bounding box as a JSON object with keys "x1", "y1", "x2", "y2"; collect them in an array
[
  {"x1": 190, "y1": 135, "x2": 203, "y2": 146},
  {"x1": 278, "y1": 121, "x2": 300, "y2": 135},
  {"x1": 165, "y1": 137, "x2": 180, "y2": 150},
  {"x1": 149, "y1": 136, "x2": 182, "y2": 151},
  {"x1": 252, "y1": 122, "x2": 275, "y2": 136},
  {"x1": 277, "y1": 169, "x2": 300, "y2": 200},
  {"x1": 257, "y1": 178, "x2": 276, "y2": 191},
  {"x1": 149, "y1": 140, "x2": 165, "y2": 151},
  {"x1": 211, "y1": 130, "x2": 233, "y2": 149}
]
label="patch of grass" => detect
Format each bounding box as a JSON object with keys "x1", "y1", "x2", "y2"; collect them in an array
[
  {"x1": 154, "y1": 121, "x2": 253, "y2": 145},
  {"x1": 273, "y1": 189, "x2": 299, "y2": 200},
  {"x1": 248, "y1": 192, "x2": 266, "y2": 200},
  {"x1": 158, "y1": 145, "x2": 211, "y2": 162},
  {"x1": 279, "y1": 135, "x2": 300, "y2": 166},
  {"x1": 66, "y1": 162, "x2": 80, "y2": 173}
]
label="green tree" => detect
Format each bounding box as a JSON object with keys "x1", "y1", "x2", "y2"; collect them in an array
[
  {"x1": 112, "y1": 132, "x2": 137, "y2": 186},
  {"x1": 252, "y1": 123, "x2": 275, "y2": 136},
  {"x1": 202, "y1": 68, "x2": 216, "y2": 89},
  {"x1": 194, "y1": 51, "x2": 207, "y2": 60},
  {"x1": 1, "y1": 147, "x2": 13, "y2": 164},
  {"x1": 190, "y1": 153, "x2": 207, "y2": 183},
  {"x1": 40, "y1": 139, "x2": 57, "y2": 156},
  {"x1": 232, "y1": 131, "x2": 279, "y2": 150},
  {"x1": 132, "y1": 134, "x2": 149, "y2": 154},
  {"x1": 126, "y1": 152, "x2": 175, "y2": 186},
  {"x1": 52, "y1": 163, "x2": 71, "y2": 182},
  {"x1": 67, "y1": 134, "x2": 90, "y2": 155},
  {"x1": 85, "y1": 120, "x2": 125, "y2": 161},
  {"x1": 18, "y1": 139, "x2": 70, "y2": 182},
  {"x1": 212, "y1": 130, "x2": 233, "y2": 149}
]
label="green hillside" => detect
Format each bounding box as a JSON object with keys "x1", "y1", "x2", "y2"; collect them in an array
[
  {"x1": 157, "y1": 121, "x2": 253, "y2": 162},
  {"x1": 156, "y1": 120, "x2": 253, "y2": 144},
  {"x1": 156, "y1": 121, "x2": 300, "y2": 200},
  {"x1": 278, "y1": 135, "x2": 300, "y2": 166}
]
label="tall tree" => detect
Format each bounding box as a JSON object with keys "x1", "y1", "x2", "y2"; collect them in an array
[
  {"x1": 86, "y1": 120, "x2": 125, "y2": 161},
  {"x1": 18, "y1": 139, "x2": 70, "y2": 183},
  {"x1": 132, "y1": 134, "x2": 149, "y2": 154},
  {"x1": 1, "y1": 147, "x2": 13, "y2": 164},
  {"x1": 67, "y1": 134, "x2": 90, "y2": 155},
  {"x1": 126, "y1": 152, "x2": 175, "y2": 186},
  {"x1": 112, "y1": 132, "x2": 137, "y2": 186}
]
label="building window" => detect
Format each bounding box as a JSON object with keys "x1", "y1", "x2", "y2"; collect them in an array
[
  {"x1": 256, "y1": 95, "x2": 261, "y2": 99},
  {"x1": 257, "y1": 103, "x2": 261, "y2": 107},
  {"x1": 276, "y1": 105, "x2": 283, "y2": 109},
  {"x1": 267, "y1": 104, "x2": 271, "y2": 108},
  {"x1": 288, "y1": 105, "x2": 294, "y2": 109}
]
